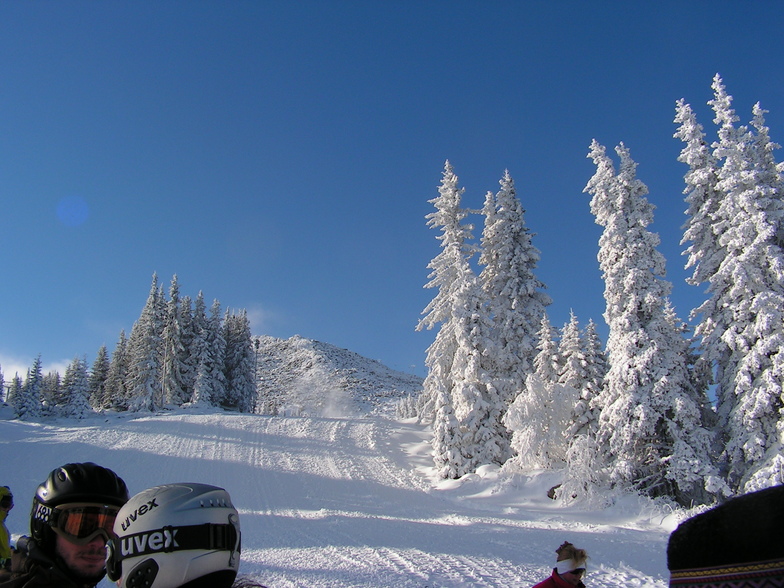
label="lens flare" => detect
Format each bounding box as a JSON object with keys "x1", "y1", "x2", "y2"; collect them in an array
[{"x1": 56, "y1": 195, "x2": 90, "y2": 227}]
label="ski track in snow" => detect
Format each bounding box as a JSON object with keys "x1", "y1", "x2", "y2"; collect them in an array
[{"x1": 0, "y1": 411, "x2": 670, "y2": 587}]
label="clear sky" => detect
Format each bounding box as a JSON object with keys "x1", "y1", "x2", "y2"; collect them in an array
[{"x1": 2, "y1": 1, "x2": 783, "y2": 380}]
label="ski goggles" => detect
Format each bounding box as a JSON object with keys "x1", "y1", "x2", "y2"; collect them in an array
[
  {"x1": 49, "y1": 503, "x2": 120, "y2": 545},
  {"x1": 0, "y1": 495, "x2": 12, "y2": 509}
]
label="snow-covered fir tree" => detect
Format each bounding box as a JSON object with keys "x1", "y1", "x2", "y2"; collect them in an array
[
  {"x1": 207, "y1": 299, "x2": 228, "y2": 405},
  {"x1": 585, "y1": 140, "x2": 723, "y2": 504},
  {"x1": 17, "y1": 355, "x2": 43, "y2": 420},
  {"x1": 178, "y1": 294, "x2": 198, "y2": 401},
  {"x1": 161, "y1": 275, "x2": 186, "y2": 405},
  {"x1": 559, "y1": 319, "x2": 608, "y2": 505},
  {"x1": 88, "y1": 345, "x2": 110, "y2": 408},
  {"x1": 478, "y1": 171, "x2": 551, "y2": 406},
  {"x1": 60, "y1": 356, "x2": 92, "y2": 418},
  {"x1": 504, "y1": 313, "x2": 577, "y2": 470},
  {"x1": 6, "y1": 374, "x2": 22, "y2": 413},
  {"x1": 449, "y1": 271, "x2": 509, "y2": 473},
  {"x1": 189, "y1": 327, "x2": 212, "y2": 407},
  {"x1": 126, "y1": 275, "x2": 164, "y2": 412},
  {"x1": 418, "y1": 161, "x2": 484, "y2": 478},
  {"x1": 222, "y1": 309, "x2": 256, "y2": 412},
  {"x1": 40, "y1": 371, "x2": 62, "y2": 415},
  {"x1": 558, "y1": 311, "x2": 584, "y2": 391},
  {"x1": 190, "y1": 299, "x2": 228, "y2": 408},
  {"x1": 568, "y1": 319, "x2": 606, "y2": 439},
  {"x1": 558, "y1": 312, "x2": 601, "y2": 446},
  {"x1": 675, "y1": 96, "x2": 725, "y2": 291},
  {"x1": 532, "y1": 313, "x2": 560, "y2": 384},
  {"x1": 691, "y1": 76, "x2": 784, "y2": 492},
  {"x1": 103, "y1": 330, "x2": 129, "y2": 410},
  {"x1": 185, "y1": 292, "x2": 209, "y2": 404}
]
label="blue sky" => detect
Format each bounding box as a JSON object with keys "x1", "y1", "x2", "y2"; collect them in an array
[{"x1": 1, "y1": 2, "x2": 783, "y2": 380}]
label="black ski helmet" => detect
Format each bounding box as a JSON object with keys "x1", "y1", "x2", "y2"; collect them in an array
[{"x1": 30, "y1": 462, "x2": 129, "y2": 553}]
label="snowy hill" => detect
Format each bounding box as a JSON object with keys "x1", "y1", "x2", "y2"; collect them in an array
[
  {"x1": 254, "y1": 335, "x2": 423, "y2": 417},
  {"x1": 0, "y1": 408, "x2": 674, "y2": 587}
]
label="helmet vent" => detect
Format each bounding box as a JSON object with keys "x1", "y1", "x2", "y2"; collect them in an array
[
  {"x1": 199, "y1": 498, "x2": 229, "y2": 508},
  {"x1": 127, "y1": 558, "x2": 159, "y2": 588}
]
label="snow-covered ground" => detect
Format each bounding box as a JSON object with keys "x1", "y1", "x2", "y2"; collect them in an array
[{"x1": 0, "y1": 408, "x2": 677, "y2": 587}]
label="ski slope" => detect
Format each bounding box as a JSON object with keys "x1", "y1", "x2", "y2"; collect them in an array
[{"x1": 0, "y1": 409, "x2": 674, "y2": 587}]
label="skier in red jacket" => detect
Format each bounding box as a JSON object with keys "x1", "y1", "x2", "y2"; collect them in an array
[{"x1": 532, "y1": 541, "x2": 588, "y2": 588}]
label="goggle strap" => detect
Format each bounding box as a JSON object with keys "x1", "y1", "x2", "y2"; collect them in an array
[{"x1": 112, "y1": 523, "x2": 238, "y2": 563}]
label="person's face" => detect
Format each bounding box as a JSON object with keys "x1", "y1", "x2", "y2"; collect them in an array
[{"x1": 55, "y1": 534, "x2": 107, "y2": 580}]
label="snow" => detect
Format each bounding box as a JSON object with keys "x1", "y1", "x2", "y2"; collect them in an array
[{"x1": 0, "y1": 405, "x2": 674, "y2": 587}]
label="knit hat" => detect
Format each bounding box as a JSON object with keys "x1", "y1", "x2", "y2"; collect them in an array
[{"x1": 667, "y1": 485, "x2": 784, "y2": 587}]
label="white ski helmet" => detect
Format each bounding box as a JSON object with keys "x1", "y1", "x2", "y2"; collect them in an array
[{"x1": 106, "y1": 483, "x2": 241, "y2": 588}]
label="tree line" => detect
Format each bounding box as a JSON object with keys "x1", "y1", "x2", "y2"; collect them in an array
[
  {"x1": 416, "y1": 75, "x2": 784, "y2": 506},
  {"x1": 3, "y1": 273, "x2": 257, "y2": 418}
]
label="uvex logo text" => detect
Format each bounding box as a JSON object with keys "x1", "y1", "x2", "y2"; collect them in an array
[
  {"x1": 119, "y1": 528, "x2": 179, "y2": 557},
  {"x1": 33, "y1": 503, "x2": 53, "y2": 523},
  {"x1": 120, "y1": 499, "x2": 159, "y2": 532}
]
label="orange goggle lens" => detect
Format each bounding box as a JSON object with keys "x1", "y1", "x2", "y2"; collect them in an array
[{"x1": 53, "y1": 503, "x2": 119, "y2": 544}]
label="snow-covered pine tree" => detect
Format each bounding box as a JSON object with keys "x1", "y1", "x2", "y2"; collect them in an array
[
  {"x1": 17, "y1": 355, "x2": 43, "y2": 420},
  {"x1": 88, "y1": 345, "x2": 110, "y2": 408},
  {"x1": 675, "y1": 97, "x2": 725, "y2": 291},
  {"x1": 208, "y1": 300, "x2": 228, "y2": 405},
  {"x1": 222, "y1": 309, "x2": 255, "y2": 412},
  {"x1": 559, "y1": 318, "x2": 609, "y2": 505},
  {"x1": 178, "y1": 294, "x2": 198, "y2": 400},
  {"x1": 193, "y1": 299, "x2": 228, "y2": 407},
  {"x1": 569, "y1": 319, "x2": 606, "y2": 439},
  {"x1": 61, "y1": 356, "x2": 92, "y2": 419},
  {"x1": 417, "y1": 161, "x2": 478, "y2": 478},
  {"x1": 417, "y1": 162, "x2": 472, "y2": 416},
  {"x1": 699, "y1": 76, "x2": 784, "y2": 492},
  {"x1": 40, "y1": 371, "x2": 62, "y2": 416},
  {"x1": 478, "y1": 171, "x2": 551, "y2": 404},
  {"x1": 5, "y1": 374, "x2": 21, "y2": 412},
  {"x1": 189, "y1": 324, "x2": 211, "y2": 407},
  {"x1": 449, "y1": 271, "x2": 508, "y2": 473},
  {"x1": 126, "y1": 274, "x2": 164, "y2": 412},
  {"x1": 504, "y1": 313, "x2": 576, "y2": 470},
  {"x1": 675, "y1": 83, "x2": 733, "y2": 474},
  {"x1": 559, "y1": 311, "x2": 598, "y2": 442},
  {"x1": 187, "y1": 290, "x2": 207, "y2": 402},
  {"x1": 739, "y1": 104, "x2": 784, "y2": 491},
  {"x1": 558, "y1": 311, "x2": 585, "y2": 391},
  {"x1": 696, "y1": 74, "x2": 746, "y2": 429},
  {"x1": 104, "y1": 330, "x2": 129, "y2": 410},
  {"x1": 161, "y1": 275, "x2": 187, "y2": 406},
  {"x1": 188, "y1": 293, "x2": 215, "y2": 407},
  {"x1": 532, "y1": 314, "x2": 559, "y2": 385},
  {"x1": 585, "y1": 140, "x2": 723, "y2": 504},
  {"x1": 193, "y1": 292, "x2": 207, "y2": 334}
]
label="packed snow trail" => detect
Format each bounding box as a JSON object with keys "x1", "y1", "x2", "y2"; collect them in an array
[{"x1": 0, "y1": 410, "x2": 670, "y2": 587}]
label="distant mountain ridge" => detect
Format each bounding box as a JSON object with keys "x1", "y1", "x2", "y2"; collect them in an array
[{"x1": 254, "y1": 335, "x2": 423, "y2": 417}]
